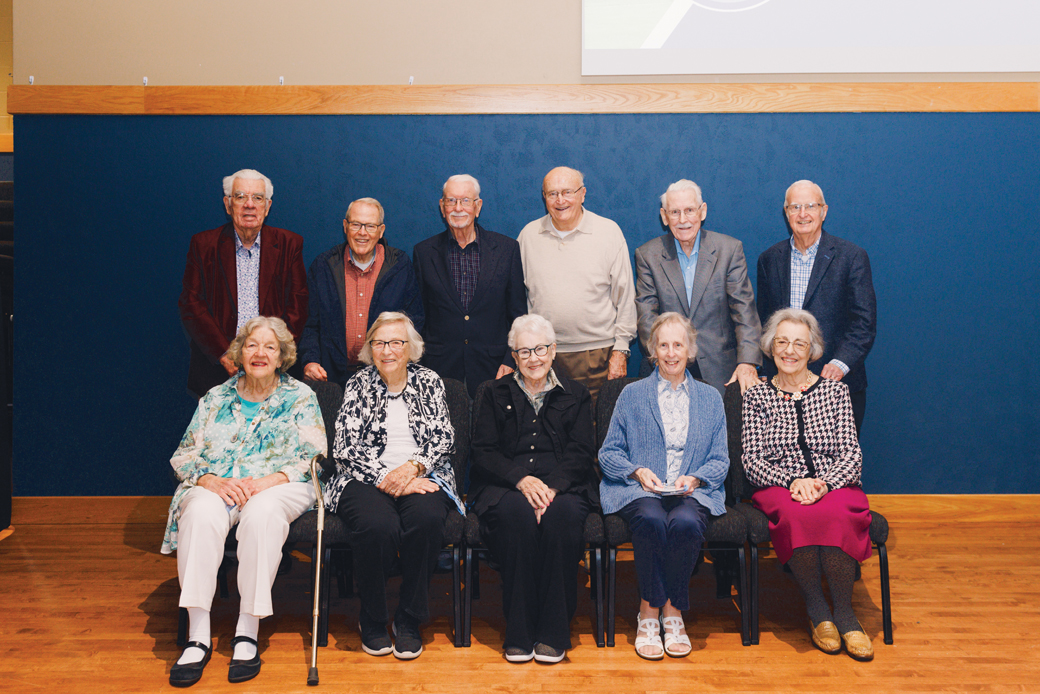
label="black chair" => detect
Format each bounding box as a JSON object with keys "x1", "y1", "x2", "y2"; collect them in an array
[
  {"x1": 596, "y1": 376, "x2": 751, "y2": 648},
  {"x1": 722, "y1": 381, "x2": 892, "y2": 646},
  {"x1": 177, "y1": 379, "x2": 348, "y2": 648},
  {"x1": 462, "y1": 379, "x2": 606, "y2": 648}
]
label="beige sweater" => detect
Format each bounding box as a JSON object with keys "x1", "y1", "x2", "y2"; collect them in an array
[{"x1": 518, "y1": 208, "x2": 637, "y2": 353}]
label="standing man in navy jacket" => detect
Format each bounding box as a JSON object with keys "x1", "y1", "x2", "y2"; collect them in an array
[
  {"x1": 299, "y1": 197, "x2": 424, "y2": 385},
  {"x1": 413, "y1": 174, "x2": 526, "y2": 397},
  {"x1": 756, "y1": 180, "x2": 877, "y2": 432}
]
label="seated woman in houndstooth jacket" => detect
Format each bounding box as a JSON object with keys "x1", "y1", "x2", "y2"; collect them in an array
[{"x1": 742, "y1": 307, "x2": 874, "y2": 661}]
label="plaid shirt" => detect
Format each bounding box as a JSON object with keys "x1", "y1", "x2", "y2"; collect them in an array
[
  {"x1": 234, "y1": 230, "x2": 261, "y2": 333},
  {"x1": 789, "y1": 235, "x2": 819, "y2": 311},
  {"x1": 449, "y1": 235, "x2": 480, "y2": 311}
]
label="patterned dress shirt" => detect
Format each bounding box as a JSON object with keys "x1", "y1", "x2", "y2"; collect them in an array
[
  {"x1": 448, "y1": 235, "x2": 480, "y2": 311},
  {"x1": 789, "y1": 236, "x2": 849, "y2": 375},
  {"x1": 235, "y1": 230, "x2": 262, "y2": 333},
  {"x1": 657, "y1": 370, "x2": 691, "y2": 484}
]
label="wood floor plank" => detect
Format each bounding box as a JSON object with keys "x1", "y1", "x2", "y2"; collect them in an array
[{"x1": 1, "y1": 496, "x2": 1038, "y2": 693}]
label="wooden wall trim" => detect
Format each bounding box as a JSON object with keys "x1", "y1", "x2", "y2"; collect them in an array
[{"x1": 8, "y1": 83, "x2": 1040, "y2": 115}]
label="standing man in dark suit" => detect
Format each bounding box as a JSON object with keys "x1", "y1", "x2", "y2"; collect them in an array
[
  {"x1": 634, "y1": 179, "x2": 762, "y2": 395},
  {"x1": 299, "y1": 197, "x2": 424, "y2": 386},
  {"x1": 413, "y1": 174, "x2": 526, "y2": 397},
  {"x1": 179, "y1": 169, "x2": 308, "y2": 397},
  {"x1": 756, "y1": 180, "x2": 877, "y2": 431}
]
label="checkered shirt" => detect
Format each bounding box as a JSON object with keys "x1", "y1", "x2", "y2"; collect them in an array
[
  {"x1": 449, "y1": 235, "x2": 480, "y2": 311},
  {"x1": 235, "y1": 230, "x2": 261, "y2": 333},
  {"x1": 741, "y1": 378, "x2": 862, "y2": 491}
]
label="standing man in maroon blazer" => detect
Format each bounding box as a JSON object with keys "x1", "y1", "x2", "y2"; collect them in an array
[{"x1": 179, "y1": 169, "x2": 308, "y2": 397}]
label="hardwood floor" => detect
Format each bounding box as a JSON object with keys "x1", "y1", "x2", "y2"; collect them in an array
[{"x1": 1, "y1": 495, "x2": 1037, "y2": 693}]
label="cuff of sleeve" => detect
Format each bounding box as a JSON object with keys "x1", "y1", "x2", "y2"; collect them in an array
[
  {"x1": 280, "y1": 465, "x2": 307, "y2": 484},
  {"x1": 504, "y1": 468, "x2": 528, "y2": 487},
  {"x1": 187, "y1": 468, "x2": 212, "y2": 485},
  {"x1": 829, "y1": 359, "x2": 850, "y2": 375},
  {"x1": 612, "y1": 339, "x2": 631, "y2": 353}
]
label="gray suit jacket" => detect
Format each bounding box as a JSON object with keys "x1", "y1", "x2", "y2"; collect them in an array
[{"x1": 635, "y1": 230, "x2": 762, "y2": 394}]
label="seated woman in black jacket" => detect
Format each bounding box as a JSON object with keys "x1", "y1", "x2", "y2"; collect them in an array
[{"x1": 470, "y1": 314, "x2": 599, "y2": 664}]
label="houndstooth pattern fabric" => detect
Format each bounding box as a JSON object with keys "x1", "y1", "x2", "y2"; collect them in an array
[{"x1": 741, "y1": 378, "x2": 861, "y2": 490}]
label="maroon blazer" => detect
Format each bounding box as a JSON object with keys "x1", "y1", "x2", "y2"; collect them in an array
[{"x1": 178, "y1": 223, "x2": 308, "y2": 396}]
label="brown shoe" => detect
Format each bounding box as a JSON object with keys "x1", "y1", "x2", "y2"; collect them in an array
[
  {"x1": 841, "y1": 630, "x2": 874, "y2": 661},
  {"x1": 810, "y1": 621, "x2": 841, "y2": 654}
]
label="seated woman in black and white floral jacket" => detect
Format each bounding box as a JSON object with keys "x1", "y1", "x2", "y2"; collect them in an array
[{"x1": 322, "y1": 311, "x2": 464, "y2": 661}]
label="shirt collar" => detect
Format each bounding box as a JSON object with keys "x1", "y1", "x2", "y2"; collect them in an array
[
  {"x1": 540, "y1": 208, "x2": 586, "y2": 236},
  {"x1": 673, "y1": 232, "x2": 700, "y2": 260},
  {"x1": 235, "y1": 229, "x2": 261, "y2": 253},
  {"x1": 790, "y1": 234, "x2": 821, "y2": 259},
  {"x1": 513, "y1": 367, "x2": 561, "y2": 396},
  {"x1": 655, "y1": 367, "x2": 691, "y2": 394}
]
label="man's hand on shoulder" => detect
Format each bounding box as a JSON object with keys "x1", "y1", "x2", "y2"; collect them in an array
[
  {"x1": 220, "y1": 354, "x2": 238, "y2": 376},
  {"x1": 820, "y1": 364, "x2": 845, "y2": 381},
  {"x1": 304, "y1": 362, "x2": 328, "y2": 382},
  {"x1": 725, "y1": 363, "x2": 760, "y2": 393},
  {"x1": 495, "y1": 364, "x2": 515, "y2": 379}
]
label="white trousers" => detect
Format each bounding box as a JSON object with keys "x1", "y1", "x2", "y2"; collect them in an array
[{"x1": 176, "y1": 482, "x2": 316, "y2": 617}]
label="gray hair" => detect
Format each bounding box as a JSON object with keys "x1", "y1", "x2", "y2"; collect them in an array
[
  {"x1": 226, "y1": 315, "x2": 296, "y2": 372},
  {"x1": 760, "y1": 308, "x2": 825, "y2": 361},
  {"x1": 648, "y1": 312, "x2": 698, "y2": 363},
  {"x1": 507, "y1": 314, "x2": 556, "y2": 350},
  {"x1": 346, "y1": 197, "x2": 385, "y2": 224},
  {"x1": 223, "y1": 169, "x2": 273, "y2": 199},
  {"x1": 442, "y1": 174, "x2": 481, "y2": 198},
  {"x1": 784, "y1": 180, "x2": 826, "y2": 207},
  {"x1": 660, "y1": 179, "x2": 703, "y2": 207},
  {"x1": 358, "y1": 311, "x2": 424, "y2": 365}
]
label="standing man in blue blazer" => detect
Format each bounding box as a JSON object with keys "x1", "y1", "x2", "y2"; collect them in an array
[
  {"x1": 412, "y1": 174, "x2": 527, "y2": 397},
  {"x1": 756, "y1": 180, "x2": 877, "y2": 432}
]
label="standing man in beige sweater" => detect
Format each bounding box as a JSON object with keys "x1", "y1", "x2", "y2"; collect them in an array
[{"x1": 517, "y1": 167, "x2": 637, "y2": 401}]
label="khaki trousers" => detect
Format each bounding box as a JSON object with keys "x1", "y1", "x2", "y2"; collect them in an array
[{"x1": 553, "y1": 346, "x2": 613, "y2": 402}]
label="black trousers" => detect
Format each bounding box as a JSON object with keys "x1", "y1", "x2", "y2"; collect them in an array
[
  {"x1": 336, "y1": 482, "x2": 452, "y2": 625},
  {"x1": 480, "y1": 490, "x2": 591, "y2": 651}
]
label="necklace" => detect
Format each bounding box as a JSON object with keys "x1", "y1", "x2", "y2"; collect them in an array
[{"x1": 771, "y1": 373, "x2": 815, "y2": 401}]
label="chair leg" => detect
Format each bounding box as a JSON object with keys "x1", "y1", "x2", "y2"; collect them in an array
[
  {"x1": 463, "y1": 546, "x2": 473, "y2": 647},
  {"x1": 177, "y1": 606, "x2": 188, "y2": 648},
  {"x1": 878, "y1": 542, "x2": 893, "y2": 645},
  {"x1": 737, "y1": 545, "x2": 750, "y2": 646},
  {"x1": 750, "y1": 544, "x2": 760, "y2": 645},
  {"x1": 606, "y1": 547, "x2": 617, "y2": 648},
  {"x1": 591, "y1": 546, "x2": 605, "y2": 647},
  {"x1": 452, "y1": 545, "x2": 463, "y2": 648}
]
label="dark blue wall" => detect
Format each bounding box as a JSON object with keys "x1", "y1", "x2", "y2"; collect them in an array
[{"x1": 13, "y1": 113, "x2": 1040, "y2": 496}]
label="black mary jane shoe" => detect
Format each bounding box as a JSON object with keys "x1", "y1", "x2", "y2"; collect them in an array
[
  {"x1": 227, "y1": 635, "x2": 262, "y2": 683},
  {"x1": 169, "y1": 641, "x2": 212, "y2": 688}
]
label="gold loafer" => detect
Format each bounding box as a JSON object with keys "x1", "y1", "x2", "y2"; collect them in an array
[
  {"x1": 841, "y1": 630, "x2": 874, "y2": 661},
  {"x1": 810, "y1": 621, "x2": 841, "y2": 654}
]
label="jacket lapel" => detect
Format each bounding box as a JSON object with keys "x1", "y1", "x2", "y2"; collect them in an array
[
  {"x1": 469, "y1": 224, "x2": 498, "y2": 312},
  {"x1": 219, "y1": 225, "x2": 238, "y2": 309},
  {"x1": 779, "y1": 241, "x2": 792, "y2": 305},
  {"x1": 257, "y1": 225, "x2": 277, "y2": 312},
  {"x1": 688, "y1": 231, "x2": 717, "y2": 316},
  {"x1": 803, "y1": 232, "x2": 835, "y2": 308},
  {"x1": 660, "y1": 238, "x2": 691, "y2": 315},
  {"x1": 432, "y1": 231, "x2": 465, "y2": 313}
]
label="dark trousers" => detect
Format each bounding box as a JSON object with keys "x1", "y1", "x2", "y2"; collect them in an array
[
  {"x1": 336, "y1": 482, "x2": 452, "y2": 625},
  {"x1": 618, "y1": 495, "x2": 710, "y2": 611},
  {"x1": 480, "y1": 490, "x2": 591, "y2": 651},
  {"x1": 850, "y1": 388, "x2": 866, "y2": 436}
]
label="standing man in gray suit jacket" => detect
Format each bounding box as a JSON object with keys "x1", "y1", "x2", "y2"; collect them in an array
[{"x1": 634, "y1": 179, "x2": 762, "y2": 395}]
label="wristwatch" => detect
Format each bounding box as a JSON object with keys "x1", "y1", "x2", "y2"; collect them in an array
[{"x1": 409, "y1": 459, "x2": 426, "y2": 476}]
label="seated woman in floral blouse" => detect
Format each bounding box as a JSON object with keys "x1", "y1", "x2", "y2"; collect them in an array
[
  {"x1": 322, "y1": 311, "x2": 464, "y2": 661},
  {"x1": 162, "y1": 316, "x2": 327, "y2": 688},
  {"x1": 742, "y1": 307, "x2": 874, "y2": 661}
]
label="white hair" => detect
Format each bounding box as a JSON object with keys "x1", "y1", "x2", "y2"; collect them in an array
[
  {"x1": 648, "y1": 312, "x2": 698, "y2": 363},
  {"x1": 660, "y1": 179, "x2": 703, "y2": 207},
  {"x1": 358, "y1": 312, "x2": 424, "y2": 365},
  {"x1": 346, "y1": 197, "x2": 385, "y2": 224},
  {"x1": 223, "y1": 169, "x2": 273, "y2": 199},
  {"x1": 760, "y1": 308, "x2": 826, "y2": 361},
  {"x1": 784, "y1": 180, "x2": 826, "y2": 206},
  {"x1": 507, "y1": 314, "x2": 556, "y2": 350},
  {"x1": 442, "y1": 174, "x2": 481, "y2": 198}
]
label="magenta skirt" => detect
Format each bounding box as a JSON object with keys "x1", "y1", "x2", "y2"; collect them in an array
[{"x1": 751, "y1": 486, "x2": 872, "y2": 565}]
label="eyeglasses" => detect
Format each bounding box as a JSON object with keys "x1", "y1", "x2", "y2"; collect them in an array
[
  {"x1": 665, "y1": 205, "x2": 704, "y2": 221},
  {"x1": 543, "y1": 187, "x2": 584, "y2": 201},
  {"x1": 229, "y1": 193, "x2": 267, "y2": 205},
  {"x1": 347, "y1": 221, "x2": 383, "y2": 233},
  {"x1": 773, "y1": 337, "x2": 810, "y2": 353},
  {"x1": 370, "y1": 339, "x2": 407, "y2": 351},
  {"x1": 442, "y1": 197, "x2": 478, "y2": 208},
  {"x1": 513, "y1": 344, "x2": 552, "y2": 360},
  {"x1": 785, "y1": 203, "x2": 824, "y2": 214}
]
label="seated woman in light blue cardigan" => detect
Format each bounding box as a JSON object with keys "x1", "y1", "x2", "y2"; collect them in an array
[{"x1": 599, "y1": 312, "x2": 730, "y2": 660}]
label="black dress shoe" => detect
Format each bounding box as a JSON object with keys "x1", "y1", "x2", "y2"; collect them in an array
[
  {"x1": 170, "y1": 641, "x2": 212, "y2": 688},
  {"x1": 227, "y1": 635, "x2": 261, "y2": 683}
]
